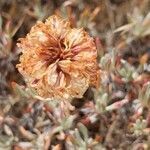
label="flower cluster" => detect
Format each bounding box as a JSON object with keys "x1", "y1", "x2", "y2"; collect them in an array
[{"x1": 17, "y1": 15, "x2": 100, "y2": 100}]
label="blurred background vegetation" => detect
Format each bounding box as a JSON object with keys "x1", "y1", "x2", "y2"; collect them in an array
[{"x1": 0, "y1": 0, "x2": 150, "y2": 149}]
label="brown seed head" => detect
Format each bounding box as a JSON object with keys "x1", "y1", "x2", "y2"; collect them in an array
[{"x1": 17, "y1": 15, "x2": 100, "y2": 100}]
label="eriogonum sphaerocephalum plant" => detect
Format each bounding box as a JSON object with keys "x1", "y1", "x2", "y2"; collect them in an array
[{"x1": 17, "y1": 15, "x2": 100, "y2": 100}]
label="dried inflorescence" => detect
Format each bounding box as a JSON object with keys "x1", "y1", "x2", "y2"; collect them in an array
[{"x1": 17, "y1": 15, "x2": 100, "y2": 100}]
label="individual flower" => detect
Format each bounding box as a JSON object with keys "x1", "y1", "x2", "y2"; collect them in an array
[{"x1": 17, "y1": 15, "x2": 100, "y2": 100}]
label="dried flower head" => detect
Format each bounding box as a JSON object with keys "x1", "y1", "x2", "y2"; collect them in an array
[{"x1": 17, "y1": 15, "x2": 100, "y2": 100}]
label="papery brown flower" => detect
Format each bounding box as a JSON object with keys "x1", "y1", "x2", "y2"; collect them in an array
[{"x1": 17, "y1": 15, "x2": 100, "y2": 100}]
